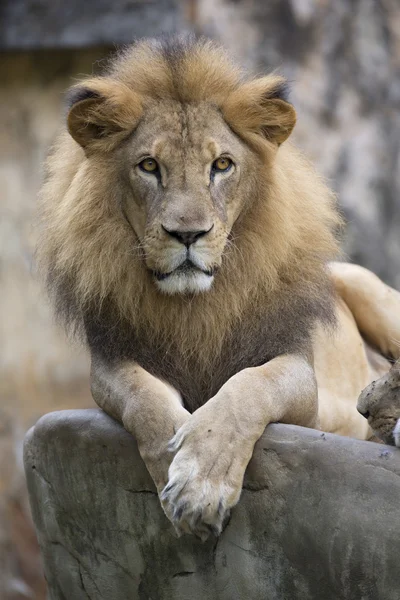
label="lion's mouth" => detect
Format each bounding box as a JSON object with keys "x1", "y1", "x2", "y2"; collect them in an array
[{"x1": 153, "y1": 259, "x2": 215, "y2": 281}]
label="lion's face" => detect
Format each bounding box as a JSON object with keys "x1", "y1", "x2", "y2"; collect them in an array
[
  {"x1": 121, "y1": 100, "x2": 256, "y2": 294},
  {"x1": 64, "y1": 38, "x2": 298, "y2": 297}
]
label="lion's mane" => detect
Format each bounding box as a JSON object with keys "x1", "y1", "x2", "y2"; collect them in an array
[{"x1": 37, "y1": 35, "x2": 341, "y2": 408}]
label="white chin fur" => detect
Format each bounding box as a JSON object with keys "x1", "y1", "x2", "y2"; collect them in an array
[
  {"x1": 156, "y1": 271, "x2": 214, "y2": 295},
  {"x1": 393, "y1": 419, "x2": 400, "y2": 447}
]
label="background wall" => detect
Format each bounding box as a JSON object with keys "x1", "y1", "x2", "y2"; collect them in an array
[{"x1": 1, "y1": 1, "x2": 399, "y2": 598}]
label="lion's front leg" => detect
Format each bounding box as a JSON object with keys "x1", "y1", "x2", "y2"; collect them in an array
[
  {"x1": 90, "y1": 355, "x2": 190, "y2": 493},
  {"x1": 161, "y1": 353, "x2": 318, "y2": 540}
]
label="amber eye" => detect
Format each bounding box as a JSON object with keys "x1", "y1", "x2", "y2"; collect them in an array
[
  {"x1": 212, "y1": 156, "x2": 233, "y2": 173},
  {"x1": 139, "y1": 158, "x2": 159, "y2": 173}
]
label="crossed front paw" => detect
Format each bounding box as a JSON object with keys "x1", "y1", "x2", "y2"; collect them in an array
[{"x1": 160, "y1": 414, "x2": 253, "y2": 541}]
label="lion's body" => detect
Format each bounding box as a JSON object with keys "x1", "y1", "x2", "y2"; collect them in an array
[
  {"x1": 314, "y1": 297, "x2": 388, "y2": 439},
  {"x1": 37, "y1": 35, "x2": 400, "y2": 538},
  {"x1": 315, "y1": 263, "x2": 400, "y2": 441}
]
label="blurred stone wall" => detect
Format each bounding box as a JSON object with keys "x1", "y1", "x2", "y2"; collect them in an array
[
  {"x1": 0, "y1": 0, "x2": 399, "y2": 598},
  {"x1": 0, "y1": 50, "x2": 105, "y2": 600}
]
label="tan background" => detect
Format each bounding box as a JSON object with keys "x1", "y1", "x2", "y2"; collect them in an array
[{"x1": 1, "y1": 0, "x2": 399, "y2": 597}]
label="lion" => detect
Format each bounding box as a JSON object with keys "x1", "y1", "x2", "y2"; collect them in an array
[{"x1": 37, "y1": 35, "x2": 400, "y2": 540}]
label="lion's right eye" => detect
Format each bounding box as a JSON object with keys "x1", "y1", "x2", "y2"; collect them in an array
[
  {"x1": 138, "y1": 158, "x2": 159, "y2": 174},
  {"x1": 212, "y1": 157, "x2": 232, "y2": 172}
]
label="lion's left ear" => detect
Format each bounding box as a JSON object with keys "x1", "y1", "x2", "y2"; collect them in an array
[{"x1": 223, "y1": 75, "x2": 296, "y2": 146}]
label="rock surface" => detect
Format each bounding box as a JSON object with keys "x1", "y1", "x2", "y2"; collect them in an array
[{"x1": 25, "y1": 409, "x2": 400, "y2": 600}]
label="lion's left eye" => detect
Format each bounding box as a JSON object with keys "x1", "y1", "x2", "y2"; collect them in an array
[
  {"x1": 212, "y1": 157, "x2": 233, "y2": 173},
  {"x1": 138, "y1": 158, "x2": 159, "y2": 174}
]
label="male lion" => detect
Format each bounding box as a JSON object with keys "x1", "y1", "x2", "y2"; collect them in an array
[{"x1": 37, "y1": 35, "x2": 400, "y2": 540}]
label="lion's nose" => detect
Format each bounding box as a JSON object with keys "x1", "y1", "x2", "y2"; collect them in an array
[
  {"x1": 357, "y1": 408, "x2": 370, "y2": 419},
  {"x1": 162, "y1": 225, "x2": 213, "y2": 247}
]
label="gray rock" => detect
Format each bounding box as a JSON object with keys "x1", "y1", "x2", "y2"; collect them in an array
[{"x1": 24, "y1": 409, "x2": 400, "y2": 600}]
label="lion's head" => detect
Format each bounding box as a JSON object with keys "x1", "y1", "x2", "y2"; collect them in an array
[
  {"x1": 64, "y1": 37, "x2": 297, "y2": 296},
  {"x1": 38, "y1": 35, "x2": 340, "y2": 368}
]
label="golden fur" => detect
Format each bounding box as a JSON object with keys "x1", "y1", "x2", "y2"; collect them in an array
[{"x1": 37, "y1": 36, "x2": 341, "y2": 382}]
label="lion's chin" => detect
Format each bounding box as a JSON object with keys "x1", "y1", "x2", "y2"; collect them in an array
[{"x1": 155, "y1": 270, "x2": 214, "y2": 295}]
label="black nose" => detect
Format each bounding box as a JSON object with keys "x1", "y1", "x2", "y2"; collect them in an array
[
  {"x1": 357, "y1": 408, "x2": 370, "y2": 419},
  {"x1": 162, "y1": 226, "x2": 212, "y2": 247}
]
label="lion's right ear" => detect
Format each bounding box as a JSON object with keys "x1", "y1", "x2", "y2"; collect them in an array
[{"x1": 66, "y1": 78, "x2": 142, "y2": 152}]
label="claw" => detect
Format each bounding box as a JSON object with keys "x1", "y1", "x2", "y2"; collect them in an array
[
  {"x1": 217, "y1": 499, "x2": 224, "y2": 516},
  {"x1": 173, "y1": 502, "x2": 187, "y2": 521},
  {"x1": 168, "y1": 431, "x2": 184, "y2": 452},
  {"x1": 196, "y1": 525, "x2": 211, "y2": 542},
  {"x1": 222, "y1": 509, "x2": 231, "y2": 530},
  {"x1": 207, "y1": 523, "x2": 220, "y2": 537},
  {"x1": 160, "y1": 481, "x2": 176, "y2": 500},
  {"x1": 167, "y1": 440, "x2": 177, "y2": 453},
  {"x1": 173, "y1": 524, "x2": 184, "y2": 538},
  {"x1": 190, "y1": 509, "x2": 202, "y2": 527}
]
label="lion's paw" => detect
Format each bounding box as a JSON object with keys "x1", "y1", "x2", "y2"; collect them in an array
[
  {"x1": 160, "y1": 420, "x2": 252, "y2": 541},
  {"x1": 357, "y1": 360, "x2": 400, "y2": 446}
]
